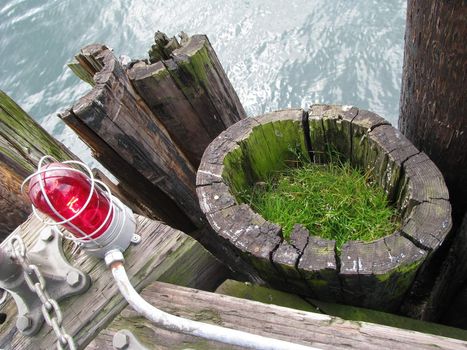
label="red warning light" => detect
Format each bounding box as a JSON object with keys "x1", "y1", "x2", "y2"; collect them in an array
[{"x1": 27, "y1": 163, "x2": 113, "y2": 239}]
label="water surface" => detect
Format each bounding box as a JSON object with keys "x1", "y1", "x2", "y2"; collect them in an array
[{"x1": 0, "y1": 0, "x2": 406, "y2": 163}]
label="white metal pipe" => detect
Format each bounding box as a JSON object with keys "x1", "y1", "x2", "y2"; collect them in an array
[{"x1": 111, "y1": 262, "x2": 320, "y2": 350}]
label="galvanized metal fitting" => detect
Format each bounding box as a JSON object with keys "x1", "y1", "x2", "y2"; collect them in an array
[
  {"x1": 113, "y1": 329, "x2": 148, "y2": 350},
  {"x1": 105, "y1": 249, "x2": 125, "y2": 267}
]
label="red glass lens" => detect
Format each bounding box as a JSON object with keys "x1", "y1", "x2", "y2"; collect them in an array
[{"x1": 28, "y1": 163, "x2": 113, "y2": 239}]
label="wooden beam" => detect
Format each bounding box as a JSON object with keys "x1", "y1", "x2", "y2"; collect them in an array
[
  {"x1": 88, "y1": 281, "x2": 467, "y2": 349},
  {"x1": 0, "y1": 91, "x2": 76, "y2": 241}
]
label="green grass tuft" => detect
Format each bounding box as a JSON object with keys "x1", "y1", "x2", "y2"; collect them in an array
[{"x1": 240, "y1": 161, "x2": 400, "y2": 252}]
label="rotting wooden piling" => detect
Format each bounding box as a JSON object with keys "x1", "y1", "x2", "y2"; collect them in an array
[
  {"x1": 61, "y1": 44, "x2": 200, "y2": 231},
  {"x1": 61, "y1": 34, "x2": 258, "y2": 280},
  {"x1": 129, "y1": 34, "x2": 246, "y2": 167},
  {"x1": 197, "y1": 105, "x2": 451, "y2": 313}
]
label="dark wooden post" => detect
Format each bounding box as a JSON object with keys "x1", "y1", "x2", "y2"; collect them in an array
[
  {"x1": 63, "y1": 33, "x2": 246, "y2": 231},
  {"x1": 398, "y1": 0, "x2": 467, "y2": 322},
  {"x1": 399, "y1": 0, "x2": 466, "y2": 223},
  {"x1": 0, "y1": 91, "x2": 75, "y2": 240},
  {"x1": 61, "y1": 44, "x2": 198, "y2": 232}
]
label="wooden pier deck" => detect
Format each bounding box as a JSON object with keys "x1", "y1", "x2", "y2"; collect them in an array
[{"x1": 1, "y1": 215, "x2": 466, "y2": 349}]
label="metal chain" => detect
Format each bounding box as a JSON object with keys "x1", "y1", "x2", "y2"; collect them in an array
[{"x1": 9, "y1": 235, "x2": 76, "y2": 350}]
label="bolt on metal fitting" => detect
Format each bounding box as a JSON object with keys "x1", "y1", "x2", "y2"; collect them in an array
[
  {"x1": 66, "y1": 271, "x2": 81, "y2": 287},
  {"x1": 16, "y1": 316, "x2": 31, "y2": 331},
  {"x1": 113, "y1": 332, "x2": 129, "y2": 349}
]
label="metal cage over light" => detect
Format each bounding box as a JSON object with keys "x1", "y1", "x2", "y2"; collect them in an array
[{"x1": 22, "y1": 156, "x2": 136, "y2": 257}]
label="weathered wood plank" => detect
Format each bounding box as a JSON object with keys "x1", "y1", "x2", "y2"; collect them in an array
[
  {"x1": 89, "y1": 281, "x2": 467, "y2": 350},
  {"x1": 308, "y1": 105, "x2": 329, "y2": 163},
  {"x1": 60, "y1": 108, "x2": 195, "y2": 232},
  {"x1": 339, "y1": 233, "x2": 427, "y2": 311},
  {"x1": 217, "y1": 279, "x2": 467, "y2": 342},
  {"x1": 309, "y1": 104, "x2": 358, "y2": 162},
  {"x1": 298, "y1": 235, "x2": 341, "y2": 302},
  {"x1": 0, "y1": 214, "x2": 228, "y2": 350},
  {"x1": 252, "y1": 109, "x2": 306, "y2": 173},
  {"x1": 0, "y1": 91, "x2": 76, "y2": 241},
  {"x1": 148, "y1": 31, "x2": 180, "y2": 63},
  {"x1": 368, "y1": 125, "x2": 419, "y2": 203},
  {"x1": 399, "y1": 152, "x2": 450, "y2": 217},
  {"x1": 350, "y1": 109, "x2": 390, "y2": 172},
  {"x1": 129, "y1": 60, "x2": 212, "y2": 167},
  {"x1": 171, "y1": 34, "x2": 246, "y2": 128}
]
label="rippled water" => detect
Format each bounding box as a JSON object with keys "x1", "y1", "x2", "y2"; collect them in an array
[{"x1": 0, "y1": 0, "x2": 406, "y2": 163}]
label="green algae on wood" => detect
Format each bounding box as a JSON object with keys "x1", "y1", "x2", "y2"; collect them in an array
[
  {"x1": 0, "y1": 91, "x2": 75, "y2": 240},
  {"x1": 217, "y1": 279, "x2": 467, "y2": 342},
  {"x1": 0, "y1": 90, "x2": 75, "y2": 168},
  {"x1": 127, "y1": 33, "x2": 245, "y2": 167}
]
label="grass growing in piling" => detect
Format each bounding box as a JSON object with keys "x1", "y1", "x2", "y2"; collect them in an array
[{"x1": 240, "y1": 161, "x2": 400, "y2": 251}]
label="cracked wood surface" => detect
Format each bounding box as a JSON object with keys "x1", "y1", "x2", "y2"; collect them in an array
[
  {"x1": 0, "y1": 214, "x2": 228, "y2": 350},
  {"x1": 197, "y1": 105, "x2": 451, "y2": 313},
  {"x1": 88, "y1": 281, "x2": 467, "y2": 350},
  {"x1": 62, "y1": 35, "x2": 251, "y2": 276},
  {"x1": 128, "y1": 34, "x2": 245, "y2": 167},
  {"x1": 61, "y1": 44, "x2": 197, "y2": 232}
]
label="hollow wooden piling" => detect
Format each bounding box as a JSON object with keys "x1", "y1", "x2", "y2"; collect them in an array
[{"x1": 197, "y1": 105, "x2": 451, "y2": 312}]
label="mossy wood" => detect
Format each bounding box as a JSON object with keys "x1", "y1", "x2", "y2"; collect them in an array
[
  {"x1": 0, "y1": 91, "x2": 75, "y2": 241},
  {"x1": 128, "y1": 33, "x2": 246, "y2": 167},
  {"x1": 87, "y1": 280, "x2": 466, "y2": 350},
  {"x1": 217, "y1": 279, "x2": 467, "y2": 342},
  {"x1": 61, "y1": 44, "x2": 198, "y2": 233},
  {"x1": 197, "y1": 106, "x2": 452, "y2": 312},
  {"x1": 0, "y1": 214, "x2": 228, "y2": 350},
  {"x1": 62, "y1": 35, "x2": 249, "y2": 275}
]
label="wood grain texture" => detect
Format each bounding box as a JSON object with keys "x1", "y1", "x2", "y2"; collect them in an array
[
  {"x1": 61, "y1": 44, "x2": 199, "y2": 232},
  {"x1": 0, "y1": 91, "x2": 76, "y2": 241},
  {"x1": 399, "y1": 0, "x2": 467, "y2": 224},
  {"x1": 88, "y1": 281, "x2": 467, "y2": 350},
  {"x1": 130, "y1": 34, "x2": 245, "y2": 167},
  {"x1": 0, "y1": 214, "x2": 228, "y2": 350}
]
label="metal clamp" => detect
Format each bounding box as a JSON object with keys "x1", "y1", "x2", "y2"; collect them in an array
[{"x1": 1, "y1": 227, "x2": 90, "y2": 336}]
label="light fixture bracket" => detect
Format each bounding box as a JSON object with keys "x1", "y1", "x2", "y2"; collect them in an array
[{"x1": 1, "y1": 227, "x2": 90, "y2": 335}]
